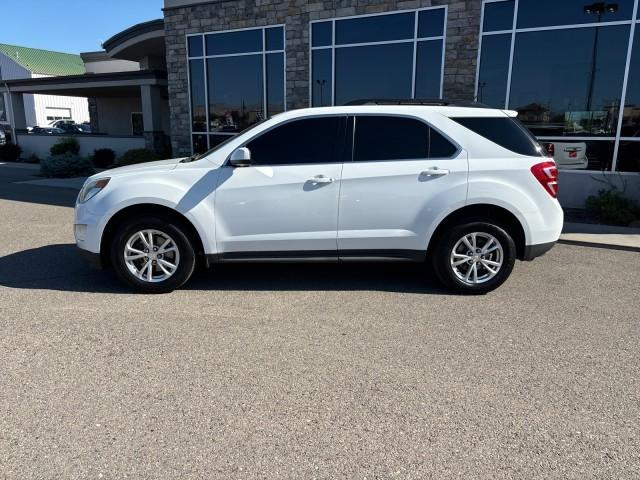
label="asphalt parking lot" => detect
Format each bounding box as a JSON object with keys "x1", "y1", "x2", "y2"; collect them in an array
[{"x1": 1, "y1": 164, "x2": 639, "y2": 479}]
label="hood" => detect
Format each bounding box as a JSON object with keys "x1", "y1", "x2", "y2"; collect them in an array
[{"x1": 97, "y1": 158, "x2": 187, "y2": 178}]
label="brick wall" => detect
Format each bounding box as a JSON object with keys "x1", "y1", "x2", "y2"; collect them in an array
[{"x1": 164, "y1": 0, "x2": 482, "y2": 156}]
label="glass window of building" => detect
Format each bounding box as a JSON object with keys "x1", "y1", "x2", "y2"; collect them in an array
[
  {"x1": 619, "y1": 27, "x2": 640, "y2": 172},
  {"x1": 477, "y1": 0, "x2": 640, "y2": 172},
  {"x1": 311, "y1": 7, "x2": 447, "y2": 107},
  {"x1": 476, "y1": 33, "x2": 511, "y2": 108},
  {"x1": 482, "y1": 0, "x2": 514, "y2": 32},
  {"x1": 187, "y1": 26, "x2": 286, "y2": 153}
]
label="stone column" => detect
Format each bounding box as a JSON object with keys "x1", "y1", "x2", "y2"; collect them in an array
[
  {"x1": 88, "y1": 98, "x2": 100, "y2": 133},
  {"x1": 140, "y1": 85, "x2": 169, "y2": 155}
]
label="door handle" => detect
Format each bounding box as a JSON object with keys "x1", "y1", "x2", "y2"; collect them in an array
[
  {"x1": 309, "y1": 175, "x2": 335, "y2": 184},
  {"x1": 420, "y1": 167, "x2": 450, "y2": 177}
]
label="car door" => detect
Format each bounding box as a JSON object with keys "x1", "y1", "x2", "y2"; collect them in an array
[
  {"x1": 214, "y1": 115, "x2": 347, "y2": 257},
  {"x1": 338, "y1": 114, "x2": 468, "y2": 257}
]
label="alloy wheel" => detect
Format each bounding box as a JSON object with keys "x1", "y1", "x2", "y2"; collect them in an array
[
  {"x1": 449, "y1": 232, "x2": 504, "y2": 285},
  {"x1": 124, "y1": 229, "x2": 181, "y2": 283}
]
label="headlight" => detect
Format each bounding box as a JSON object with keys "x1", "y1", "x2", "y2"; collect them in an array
[{"x1": 78, "y1": 178, "x2": 110, "y2": 204}]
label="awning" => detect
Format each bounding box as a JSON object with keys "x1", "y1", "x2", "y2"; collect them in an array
[{"x1": 0, "y1": 70, "x2": 167, "y2": 98}]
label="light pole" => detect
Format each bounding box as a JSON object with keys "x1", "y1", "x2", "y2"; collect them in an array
[
  {"x1": 316, "y1": 79, "x2": 327, "y2": 106},
  {"x1": 583, "y1": 3, "x2": 618, "y2": 120}
]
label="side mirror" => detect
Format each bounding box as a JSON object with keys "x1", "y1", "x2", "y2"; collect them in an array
[{"x1": 229, "y1": 147, "x2": 252, "y2": 167}]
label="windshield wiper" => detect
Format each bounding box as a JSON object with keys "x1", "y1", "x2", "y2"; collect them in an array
[{"x1": 181, "y1": 153, "x2": 200, "y2": 163}]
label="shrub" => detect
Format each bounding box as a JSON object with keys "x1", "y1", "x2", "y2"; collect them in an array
[
  {"x1": 114, "y1": 148, "x2": 158, "y2": 167},
  {"x1": 25, "y1": 153, "x2": 41, "y2": 164},
  {"x1": 586, "y1": 188, "x2": 640, "y2": 226},
  {"x1": 91, "y1": 148, "x2": 116, "y2": 169},
  {"x1": 40, "y1": 153, "x2": 95, "y2": 178},
  {"x1": 50, "y1": 137, "x2": 80, "y2": 156},
  {"x1": 0, "y1": 143, "x2": 23, "y2": 162},
  {"x1": 156, "y1": 145, "x2": 173, "y2": 160}
]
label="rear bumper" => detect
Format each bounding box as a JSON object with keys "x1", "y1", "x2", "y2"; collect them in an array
[{"x1": 522, "y1": 241, "x2": 556, "y2": 261}]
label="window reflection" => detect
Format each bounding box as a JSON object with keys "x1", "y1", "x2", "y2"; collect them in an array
[
  {"x1": 483, "y1": 0, "x2": 515, "y2": 32},
  {"x1": 477, "y1": 34, "x2": 510, "y2": 108},
  {"x1": 418, "y1": 8, "x2": 445, "y2": 37},
  {"x1": 189, "y1": 59, "x2": 206, "y2": 132},
  {"x1": 207, "y1": 55, "x2": 264, "y2": 133},
  {"x1": 539, "y1": 139, "x2": 614, "y2": 170},
  {"x1": 335, "y1": 13, "x2": 414, "y2": 44},
  {"x1": 620, "y1": 32, "x2": 640, "y2": 137},
  {"x1": 517, "y1": 0, "x2": 635, "y2": 28},
  {"x1": 312, "y1": 49, "x2": 332, "y2": 107},
  {"x1": 187, "y1": 27, "x2": 286, "y2": 152},
  {"x1": 312, "y1": 22, "x2": 332, "y2": 47},
  {"x1": 188, "y1": 36, "x2": 203, "y2": 57},
  {"x1": 311, "y1": 9, "x2": 446, "y2": 107},
  {"x1": 509, "y1": 26, "x2": 629, "y2": 137},
  {"x1": 266, "y1": 53, "x2": 285, "y2": 116},
  {"x1": 415, "y1": 40, "x2": 442, "y2": 98},
  {"x1": 265, "y1": 27, "x2": 284, "y2": 51},
  {"x1": 335, "y1": 43, "x2": 413, "y2": 105},
  {"x1": 206, "y1": 29, "x2": 262, "y2": 56}
]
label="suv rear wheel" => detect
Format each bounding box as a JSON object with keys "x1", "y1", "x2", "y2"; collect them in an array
[
  {"x1": 110, "y1": 216, "x2": 196, "y2": 293},
  {"x1": 432, "y1": 221, "x2": 516, "y2": 294}
]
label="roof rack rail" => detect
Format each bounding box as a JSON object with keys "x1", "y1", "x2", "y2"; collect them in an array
[{"x1": 344, "y1": 98, "x2": 490, "y2": 108}]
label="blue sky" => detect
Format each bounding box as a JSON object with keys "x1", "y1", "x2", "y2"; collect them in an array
[{"x1": 1, "y1": 0, "x2": 164, "y2": 54}]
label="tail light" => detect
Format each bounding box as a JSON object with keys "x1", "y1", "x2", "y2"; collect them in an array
[
  {"x1": 542, "y1": 142, "x2": 555, "y2": 158},
  {"x1": 531, "y1": 161, "x2": 558, "y2": 198}
]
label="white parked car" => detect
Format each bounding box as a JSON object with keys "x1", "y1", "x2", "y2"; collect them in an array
[
  {"x1": 74, "y1": 101, "x2": 563, "y2": 294},
  {"x1": 542, "y1": 141, "x2": 589, "y2": 170}
]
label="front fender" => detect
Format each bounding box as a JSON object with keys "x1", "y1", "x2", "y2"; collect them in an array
[{"x1": 86, "y1": 168, "x2": 220, "y2": 255}]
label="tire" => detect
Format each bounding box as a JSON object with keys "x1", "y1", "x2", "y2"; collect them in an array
[
  {"x1": 431, "y1": 221, "x2": 516, "y2": 295},
  {"x1": 110, "y1": 216, "x2": 196, "y2": 293}
]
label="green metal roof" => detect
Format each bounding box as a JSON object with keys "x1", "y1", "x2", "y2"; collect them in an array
[{"x1": 0, "y1": 43, "x2": 85, "y2": 76}]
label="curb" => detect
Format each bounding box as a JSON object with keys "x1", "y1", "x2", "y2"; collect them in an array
[{"x1": 558, "y1": 239, "x2": 640, "y2": 253}]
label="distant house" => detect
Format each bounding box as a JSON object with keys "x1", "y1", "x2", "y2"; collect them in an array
[{"x1": 0, "y1": 43, "x2": 89, "y2": 128}]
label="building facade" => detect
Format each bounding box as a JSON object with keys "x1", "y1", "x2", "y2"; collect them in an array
[
  {"x1": 164, "y1": 0, "x2": 640, "y2": 207},
  {"x1": 0, "y1": 44, "x2": 90, "y2": 129},
  {"x1": 0, "y1": 20, "x2": 171, "y2": 158},
  {"x1": 164, "y1": 0, "x2": 480, "y2": 156}
]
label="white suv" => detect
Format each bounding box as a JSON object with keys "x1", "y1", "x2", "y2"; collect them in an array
[{"x1": 74, "y1": 101, "x2": 563, "y2": 294}]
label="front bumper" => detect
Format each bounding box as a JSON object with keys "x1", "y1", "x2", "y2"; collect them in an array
[
  {"x1": 522, "y1": 241, "x2": 556, "y2": 261},
  {"x1": 74, "y1": 201, "x2": 104, "y2": 254}
]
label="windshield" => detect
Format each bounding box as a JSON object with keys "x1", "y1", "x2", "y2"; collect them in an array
[{"x1": 188, "y1": 119, "x2": 269, "y2": 162}]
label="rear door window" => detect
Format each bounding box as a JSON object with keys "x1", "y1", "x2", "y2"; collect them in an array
[
  {"x1": 353, "y1": 116, "x2": 457, "y2": 161},
  {"x1": 451, "y1": 116, "x2": 544, "y2": 157}
]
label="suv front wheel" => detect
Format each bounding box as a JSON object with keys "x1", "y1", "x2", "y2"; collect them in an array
[
  {"x1": 110, "y1": 216, "x2": 196, "y2": 293},
  {"x1": 432, "y1": 221, "x2": 516, "y2": 294}
]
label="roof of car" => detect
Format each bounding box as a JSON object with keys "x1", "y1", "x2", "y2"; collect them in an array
[
  {"x1": 280, "y1": 104, "x2": 516, "y2": 119},
  {"x1": 344, "y1": 99, "x2": 489, "y2": 108}
]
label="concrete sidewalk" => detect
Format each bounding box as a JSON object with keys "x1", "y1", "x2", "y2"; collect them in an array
[{"x1": 561, "y1": 222, "x2": 640, "y2": 252}]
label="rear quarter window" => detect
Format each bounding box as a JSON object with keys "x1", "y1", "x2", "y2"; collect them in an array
[{"x1": 451, "y1": 116, "x2": 544, "y2": 157}]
